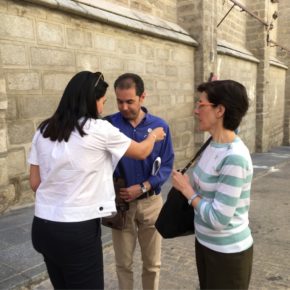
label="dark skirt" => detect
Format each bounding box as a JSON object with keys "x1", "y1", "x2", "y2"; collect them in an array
[{"x1": 195, "y1": 238, "x2": 253, "y2": 290}]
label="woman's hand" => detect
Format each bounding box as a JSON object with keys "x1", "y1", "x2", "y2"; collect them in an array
[
  {"x1": 150, "y1": 127, "x2": 166, "y2": 141},
  {"x1": 124, "y1": 127, "x2": 165, "y2": 160},
  {"x1": 172, "y1": 169, "x2": 194, "y2": 199}
]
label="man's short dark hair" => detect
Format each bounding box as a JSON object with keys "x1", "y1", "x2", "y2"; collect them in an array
[{"x1": 114, "y1": 73, "x2": 144, "y2": 97}]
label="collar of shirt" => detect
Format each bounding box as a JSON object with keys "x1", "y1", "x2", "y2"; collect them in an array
[
  {"x1": 115, "y1": 107, "x2": 157, "y2": 141},
  {"x1": 120, "y1": 106, "x2": 151, "y2": 128}
]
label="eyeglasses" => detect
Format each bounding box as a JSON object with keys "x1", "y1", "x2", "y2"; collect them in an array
[
  {"x1": 195, "y1": 101, "x2": 214, "y2": 110},
  {"x1": 94, "y1": 72, "x2": 103, "y2": 88}
]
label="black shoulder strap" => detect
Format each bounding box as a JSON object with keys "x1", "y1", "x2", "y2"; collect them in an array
[{"x1": 181, "y1": 137, "x2": 212, "y2": 174}]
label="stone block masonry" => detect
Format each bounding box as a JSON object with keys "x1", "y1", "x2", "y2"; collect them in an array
[
  {"x1": 0, "y1": 0, "x2": 197, "y2": 213},
  {"x1": 278, "y1": 0, "x2": 290, "y2": 145},
  {"x1": 0, "y1": 0, "x2": 289, "y2": 213}
]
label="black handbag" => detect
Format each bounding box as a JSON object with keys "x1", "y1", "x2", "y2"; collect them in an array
[{"x1": 155, "y1": 137, "x2": 212, "y2": 239}]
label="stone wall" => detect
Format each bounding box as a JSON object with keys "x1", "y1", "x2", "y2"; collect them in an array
[
  {"x1": 105, "y1": 0, "x2": 177, "y2": 22},
  {"x1": 278, "y1": 0, "x2": 290, "y2": 145},
  {"x1": 267, "y1": 1, "x2": 279, "y2": 58},
  {"x1": 0, "y1": 0, "x2": 196, "y2": 212},
  {"x1": 217, "y1": 0, "x2": 247, "y2": 47},
  {"x1": 246, "y1": 0, "x2": 271, "y2": 151},
  {"x1": 217, "y1": 0, "x2": 287, "y2": 151},
  {"x1": 0, "y1": 68, "x2": 16, "y2": 213},
  {"x1": 268, "y1": 63, "x2": 286, "y2": 148},
  {"x1": 0, "y1": 0, "x2": 289, "y2": 213},
  {"x1": 177, "y1": 0, "x2": 218, "y2": 149},
  {"x1": 217, "y1": 53, "x2": 257, "y2": 152}
]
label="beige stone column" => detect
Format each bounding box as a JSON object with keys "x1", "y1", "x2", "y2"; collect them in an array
[
  {"x1": 246, "y1": 0, "x2": 271, "y2": 152},
  {"x1": 0, "y1": 71, "x2": 15, "y2": 214},
  {"x1": 278, "y1": 0, "x2": 290, "y2": 145},
  {"x1": 177, "y1": 0, "x2": 218, "y2": 147}
]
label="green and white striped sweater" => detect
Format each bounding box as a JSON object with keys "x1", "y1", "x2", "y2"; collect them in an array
[{"x1": 193, "y1": 137, "x2": 253, "y2": 253}]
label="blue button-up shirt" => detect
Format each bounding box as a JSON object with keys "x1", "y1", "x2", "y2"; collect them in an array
[{"x1": 108, "y1": 107, "x2": 174, "y2": 194}]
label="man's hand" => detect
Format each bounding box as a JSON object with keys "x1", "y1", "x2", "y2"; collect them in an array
[{"x1": 119, "y1": 185, "x2": 142, "y2": 202}]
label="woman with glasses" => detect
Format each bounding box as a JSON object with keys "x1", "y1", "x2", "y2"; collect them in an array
[
  {"x1": 28, "y1": 71, "x2": 165, "y2": 290},
  {"x1": 172, "y1": 80, "x2": 253, "y2": 289}
]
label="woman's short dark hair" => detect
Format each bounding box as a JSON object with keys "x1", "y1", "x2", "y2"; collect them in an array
[
  {"x1": 197, "y1": 80, "x2": 249, "y2": 130},
  {"x1": 39, "y1": 71, "x2": 108, "y2": 142},
  {"x1": 114, "y1": 73, "x2": 144, "y2": 97}
]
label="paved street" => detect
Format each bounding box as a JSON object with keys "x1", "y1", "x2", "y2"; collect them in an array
[
  {"x1": 249, "y1": 160, "x2": 290, "y2": 290},
  {"x1": 1, "y1": 146, "x2": 290, "y2": 290}
]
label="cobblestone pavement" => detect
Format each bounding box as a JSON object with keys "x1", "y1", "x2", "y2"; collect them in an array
[
  {"x1": 32, "y1": 236, "x2": 199, "y2": 290},
  {"x1": 32, "y1": 161, "x2": 290, "y2": 290}
]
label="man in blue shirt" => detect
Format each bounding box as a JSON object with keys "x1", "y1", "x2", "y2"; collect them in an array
[{"x1": 108, "y1": 73, "x2": 174, "y2": 290}]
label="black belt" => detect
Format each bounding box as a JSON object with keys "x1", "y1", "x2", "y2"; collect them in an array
[{"x1": 137, "y1": 189, "x2": 155, "y2": 200}]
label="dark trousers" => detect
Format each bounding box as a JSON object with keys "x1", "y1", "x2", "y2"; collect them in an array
[
  {"x1": 32, "y1": 216, "x2": 104, "y2": 290},
  {"x1": 195, "y1": 238, "x2": 253, "y2": 290}
]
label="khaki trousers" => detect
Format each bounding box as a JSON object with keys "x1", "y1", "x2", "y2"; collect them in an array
[{"x1": 112, "y1": 194, "x2": 163, "y2": 290}]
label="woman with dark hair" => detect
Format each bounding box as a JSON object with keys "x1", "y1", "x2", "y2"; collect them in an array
[
  {"x1": 172, "y1": 80, "x2": 254, "y2": 289},
  {"x1": 28, "y1": 71, "x2": 165, "y2": 290}
]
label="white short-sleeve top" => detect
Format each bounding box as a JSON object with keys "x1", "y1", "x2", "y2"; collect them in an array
[{"x1": 28, "y1": 119, "x2": 131, "y2": 222}]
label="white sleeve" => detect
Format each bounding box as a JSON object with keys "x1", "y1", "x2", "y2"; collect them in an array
[
  {"x1": 105, "y1": 123, "x2": 131, "y2": 170},
  {"x1": 27, "y1": 130, "x2": 40, "y2": 165}
]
